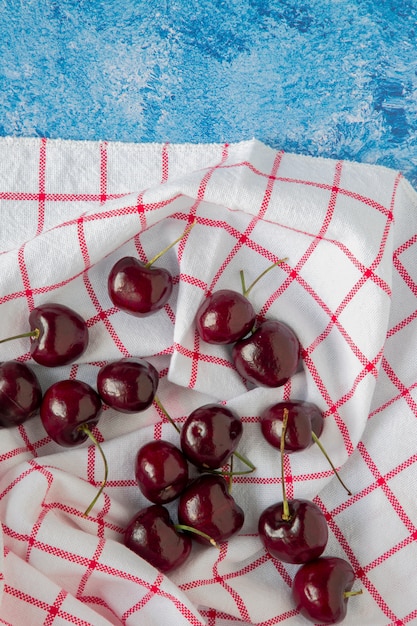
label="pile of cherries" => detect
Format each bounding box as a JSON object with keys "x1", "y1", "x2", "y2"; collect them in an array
[{"x1": 0, "y1": 223, "x2": 361, "y2": 624}]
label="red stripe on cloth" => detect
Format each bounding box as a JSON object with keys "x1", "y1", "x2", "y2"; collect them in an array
[
  {"x1": 100, "y1": 141, "x2": 108, "y2": 203},
  {"x1": 36, "y1": 137, "x2": 47, "y2": 235}
]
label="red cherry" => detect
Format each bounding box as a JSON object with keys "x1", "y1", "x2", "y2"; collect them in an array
[
  {"x1": 195, "y1": 290, "x2": 256, "y2": 344},
  {"x1": 260, "y1": 401, "x2": 351, "y2": 495},
  {"x1": 124, "y1": 504, "x2": 192, "y2": 573},
  {"x1": 180, "y1": 403, "x2": 243, "y2": 470},
  {"x1": 177, "y1": 473, "x2": 244, "y2": 545},
  {"x1": 97, "y1": 358, "x2": 159, "y2": 413},
  {"x1": 108, "y1": 257, "x2": 173, "y2": 317},
  {"x1": 232, "y1": 319, "x2": 300, "y2": 387},
  {"x1": 40, "y1": 379, "x2": 102, "y2": 447},
  {"x1": 292, "y1": 556, "x2": 362, "y2": 624},
  {"x1": 195, "y1": 260, "x2": 286, "y2": 345},
  {"x1": 0, "y1": 303, "x2": 89, "y2": 367},
  {"x1": 258, "y1": 499, "x2": 328, "y2": 564},
  {"x1": 0, "y1": 360, "x2": 43, "y2": 427},
  {"x1": 108, "y1": 222, "x2": 195, "y2": 317},
  {"x1": 135, "y1": 440, "x2": 189, "y2": 504},
  {"x1": 260, "y1": 400, "x2": 324, "y2": 452}
]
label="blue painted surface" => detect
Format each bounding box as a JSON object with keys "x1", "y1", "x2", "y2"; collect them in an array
[{"x1": 1, "y1": 0, "x2": 417, "y2": 186}]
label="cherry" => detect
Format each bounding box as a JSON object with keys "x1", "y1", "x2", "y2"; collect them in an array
[
  {"x1": 260, "y1": 400, "x2": 352, "y2": 495},
  {"x1": 232, "y1": 319, "x2": 300, "y2": 387},
  {"x1": 258, "y1": 409, "x2": 328, "y2": 564},
  {"x1": 40, "y1": 379, "x2": 103, "y2": 447},
  {"x1": 97, "y1": 358, "x2": 159, "y2": 413},
  {"x1": 124, "y1": 504, "x2": 192, "y2": 573},
  {"x1": 292, "y1": 556, "x2": 362, "y2": 624},
  {"x1": 258, "y1": 499, "x2": 328, "y2": 564},
  {"x1": 196, "y1": 290, "x2": 255, "y2": 344},
  {"x1": 135, "y1": 440, "x2": 189, "y2": 504},
  {"x1": 108, "y1": 222, "x2": 194, "y2": 317},
  {"x1": 0, "y1": 303, "x2": 89, "y2": 367},
  {"x1": 40, "y1": 379, "x2": 106, "y2": 516},
  {"x1": 260, "y1": 400, "x2": 324, "y2": 453},
  {"x1": 0, "y1": 360, "x2": 43, "y2": 427},
  {"x1": 180, "y1": 403, "x2": 243, "y2": 470},
  {"x1": 178, "y1": 473, "x2": 244, "y2": 546},
  {"x1": 195, "y1": 261, "x2": 286, "y2": 345}
]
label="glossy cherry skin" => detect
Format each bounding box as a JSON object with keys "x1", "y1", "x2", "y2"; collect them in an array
[
  {"x1": 108, "y1": 256, "x2": 173, "y2": 317},
  {"x1": 178, "y1": 474, "x2": 244, "y2": 546},
  {"x1": 260, "y1": 401, "x2": 324, "y2": 452},
  {"x1": 232, "y1": 320, "x2": 300, "y2": 387},
  {"x1": 258, "y1": 499, "x2": 328, "y2": 564},
  {"x1": 97, "y1": 358, "x2": 159, "y2": 413},
  {"x1": 29, "y1": 303, "x2": 89, "y2": 367},
  {"x1": 0, "y1": 360, "x2": 43, "y2": 427},
  {"x1": 40, "y1": 379, "x2": 102, "y2": 447},
  {"x1": 124, "y1": 504, "x2": 192, "y2": 573},
  {"x1": 292, "y1": 556, "x2": 357, "y2": 624},
  {"x1": 180, "y1": 403, "x2": 243, "y2": 470},
  {"x1": 195, "y1": 289, "x2": 256, "y2": 344},
  {"x1": 135, "y1": 440, "x2": 189, "y2": 504}
]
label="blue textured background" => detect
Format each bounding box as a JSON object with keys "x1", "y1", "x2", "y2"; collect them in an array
[{"x1": 1, "y1": 0, "x2": 417, "y2": 186}]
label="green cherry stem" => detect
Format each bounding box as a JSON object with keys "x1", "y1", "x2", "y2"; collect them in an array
[
  {"x1": 210, "y1": 467, "x2": 256, "y2": 477},
  {"x1": 344, "y1": 590, "x2": 363, "y2": 598},
  {"x1": 153, "y1": 396, "x2": 181, "y2": 433},
  {"x1": 174, "y1": 523, "x2": 220, "y2": 548},
  {"x1": 311, "y1": 432, "x2": 352, "y2": 496},
  {"x1": 144, "y1": 220, "x2": 196, "y2": 269},
  {"x1": 280, "y1": 408, "x2": 291, "y2": 522},
  {"x1": 79, "y1": 424, "x2": 109, "y2": 517},
  {"x1": 0, "y1": 328, "x2": 40, "y2": 345},
  {"x1": 228, "y1": 453, "x2": 234, "y2": 492},
  {"x1": 240, "y1": 257, "x2": 288, "y2": 298},
  {"x1": 232, "y1": 449, "x2": 256, "y2": 471}
]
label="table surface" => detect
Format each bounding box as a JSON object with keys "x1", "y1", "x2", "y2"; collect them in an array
[{"x1": 1, "y1": 0, "x2": 416, "y2": 188}]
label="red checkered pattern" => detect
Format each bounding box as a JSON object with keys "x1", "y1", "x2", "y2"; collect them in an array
[{"x1": 0, "y1": 137, "x2": 416, "y2": 625}]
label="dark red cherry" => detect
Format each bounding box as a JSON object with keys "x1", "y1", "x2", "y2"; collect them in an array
[
  {"x1": 97, "y1": 358, "x2": 159, "y2": 413},
  {"x1": 108, "y1": 256, "x2": 173, "y2": 317},
  {"x1": 260, "y1": 401, "x2": 324, "y2": 452},
  {"x1": 292, "y1": 556, "x2": 361, "y2": 624},
  {"x1": 180, "y1": 403, "x2": 243, "y2": 470},
  {"x1": 0, "y1": 360, "x2": 43, "y2": 427},
  {"x1": 232, "y1": 319, "x2": 300, "y2": 387},
  {"x1": 195, "y1": 290, "x2": 256, "y2": 344},
  {"x1": 178, "y1": 474, "x2": 244, "y2": 545},
  {"x1": 124, "y1": 504, "x2": 192, "y2": 573},
  {"x1": 195, "y1": 261, "x2": 286, "y2": 345},
  {"x1": 108, "y1": 222, "x2": 195, "y2": 317},
  {"x1": 0, "y1": 303, "x2": 89, "y2": 367},
  {"x1": 40, "y1": 379, "x2": 102, "y2": 447},
  {"x1": 135, "y1": 440, "x2": 189, "y2": 504},
  {"x1": 258, "y1": 499, "x2": 328, "y2": 564}
]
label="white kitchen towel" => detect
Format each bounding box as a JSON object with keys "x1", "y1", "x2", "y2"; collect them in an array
[{"x1": 0, "y1": 136, "x2": 416, "y2": 625}]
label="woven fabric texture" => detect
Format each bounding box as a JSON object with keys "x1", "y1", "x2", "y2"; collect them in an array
[{"x1": 0, "y1": 137, "x2": 416, "y2": 625}]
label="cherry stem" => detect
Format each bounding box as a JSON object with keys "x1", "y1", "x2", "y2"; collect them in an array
[
  {"x1": 0, "y1": 328, "x2": 40, "y2": 345},
  {"x1": 144, "y1": 220, "x2": 196, "y2": 268},
  {"x1": 232, "y1": 449, "x2": 256, "y2": 471},
  {"x1": 153, "y1": 396, "x2": 181, "y2": 433},
  {"x1": 210, "y1": 467, "x2": 256, "y2": 477},
  {"x1": 240, "y1": 258, "x2": 288, "y2": 298},
  {"x1": 228, "y1": 454, "x2": 234, "y2": 492},
  {"x1": 344, "y1": 589, "x2": 363, "y2": 598},
  {"x1": 79, "y1": 425, "x2": 109, "y2": 517},
  {"x1": 174, "y1": 523, "x2": 220, "y2": 548},
  {"x1": 280, "y1": 409, "x2": 291, "y2": 521},
  {"x1": 311, "y1": 432, "x2": 352, "y2": 496}
]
